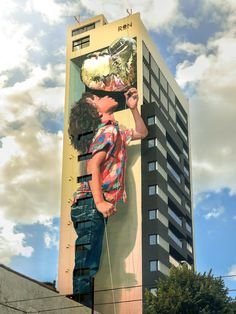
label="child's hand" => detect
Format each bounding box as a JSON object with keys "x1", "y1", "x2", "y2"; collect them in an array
[
  {"x1": 96, "y1": 200, "x2": 117, "y2": 218},
  {"x1": 124, "y1": 87, "x2": 139, "y2": 109}
]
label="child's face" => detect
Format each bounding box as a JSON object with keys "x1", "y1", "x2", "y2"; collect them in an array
[{"x1": 92, "y1": 95, "x2": 118, "y2": 114}]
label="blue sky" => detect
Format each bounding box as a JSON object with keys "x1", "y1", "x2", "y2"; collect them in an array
[{"x1": 0, "y1": 0, "x2": 236, "y2": 299}]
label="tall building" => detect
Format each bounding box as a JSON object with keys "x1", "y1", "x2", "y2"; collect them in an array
[{"x1": 58, "y1": 12, "x2": 195, "y2": 314}]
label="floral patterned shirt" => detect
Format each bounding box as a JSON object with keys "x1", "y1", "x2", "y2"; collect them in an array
[{"x1": 72, "y1": 120, "x2": 133, "y2": 205}]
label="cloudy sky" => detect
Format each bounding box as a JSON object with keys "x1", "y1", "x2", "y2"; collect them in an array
[{"x1": 0, "y1": 0, "x2": 236, "y2": 297}]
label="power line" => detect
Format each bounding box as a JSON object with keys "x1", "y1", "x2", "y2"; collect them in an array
[
  {"x1": 0, "y1": 301, "x2": 27, "y2": 313},
  {"x1": 5, "y1": 273, "x2": 236, "y2": 305},
  {"x1": 4, "y1": 288, "x2": 236, "y2": 314},
  {"x1": 4, "y1": 272, "x2": 236, "y2": 309},
  {"x1": 6, "y1": 283, "x2": 149, "y2": 304},
  {"x1": 26, "y1": 298, "x2": 142, "y2": 313}
]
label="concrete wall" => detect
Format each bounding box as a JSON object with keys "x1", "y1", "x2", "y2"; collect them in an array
[{"x1": 0, "y1": 265, "x2": 94, "y2": 313}]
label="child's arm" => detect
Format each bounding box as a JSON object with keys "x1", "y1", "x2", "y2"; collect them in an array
[
  {"x1": 87, "y1": 151, "x2": 116, "y2": 218},
  {"x1": 124, "y1": 88, "x2": 148, "y2": 140}
]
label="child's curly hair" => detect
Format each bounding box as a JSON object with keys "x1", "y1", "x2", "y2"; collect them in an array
[{"x1": 68, "y1": 92, "x2": 102, "y2": 153}]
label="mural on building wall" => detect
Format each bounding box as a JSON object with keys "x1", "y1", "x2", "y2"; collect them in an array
[
  {"x1": 81, "y1": 37, "x2": 137, "y2": 91},
  {"x1": 68, "y1": 37, "x2": 147, "y2": 308}
]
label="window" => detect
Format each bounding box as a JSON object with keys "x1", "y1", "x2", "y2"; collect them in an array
[
  {"x1": 150, "y1": 260, "x2": 169, "y2": 275},
  {"x1": 169, "y1": 255, "x2": 179, "y2": 267},
  {"x1": 147, "y1": 115, "x2": 165, "y2": 134},
  {"x1": 148, "y1": 185, "x2": 158, "y2": 195},
  {"x1": 75, "y1": 220, "x2": 92, "y2": 230},
  {"x1": 156, "y1": 117, "x2": 165, "y2": 135},
  {"x1": 150, "y1": 56, "x2": 159, "y2": 78},
  {"x1": 78, "y1": 152, "x2": 92, "y2": 161},
  {"x1": 148, "y1": 161, "x2": 157, "y2": 171},
  {"x1": 167, "y1": 140, "x2": 180, "y2": 162},
  {"x1": 143, "y1": 62, "x2": 149, "y2": 82},
  {"x1": 168, "y1": 229, "x2": 183, "y2": 248},
  {"x1": 151, "y1": 75, "x2": 159, "y2": 98},
  {"x1": 148, "y1": 138, "x2": 156, "y2": 148},
  {"x1": 143, "y1": 42, "x2": 149, "y2": 62},
  {"x1": 72, "y1": 36, "x2": 90, "y2": 51},
  {"x1": 169, "y1": 102, "x2": 176, "y2": 122},
  {"x1": 160, "y1": 90, "x2": 168, "y2": 110},
  {"x1": 184, "y1": 167, "x2": 189, "y2": 177},
  {"x1": 158, "y1": 163, "x2": 167, "y2": 180},
  {"x1": 148, "y1": 184, "x2": 167, "y2": 202},
  {"x1": 159, "y1": 188, "x2": 168, "y2": 203},
  {"x1": 72, "y1": 23, "x2": 95, "y2": 36},
  {"x1": 151, "y1": 94, "x2": 159, "y2": 105},
  {"x1": 183, "y1": 147, "x2": 189, "y2": 159},
  {"x1": 76, "y1": 244, "x2": 91, "y2": 252},
  {"x1": 143, "y1": 81, "x2": 150, "y2": 102},
  {"x1": 187, "y1": 242, "x2": 193, "y2": 253},
  {"x1": 168, "y1": 85, "x2": 175, "y2": 104},
  {"x1": 74, "y1": 268, "x2": 90, "y2": 276},
  {"x1": 159, "y1": 261, "x2": 170, "y2": 275},
  {"x1": 156, "y1": 140, "x2": 167, "y2": 158},
  {"x1": 149, "y1": 209, "x2": 157, "y2": 220},
  {"x1": 177, "y1": 122, "x2": 188, "y2": 141},
  {"x1": 150, "y1": 260, "x2": 158, "y2": 272},
  {"x1": 149, "y1": 234, "x2": 169, "y2": 251},
  {"x1": 167, "y1": 162, "x2": 181, "y2": 183},
  {"x1": 160, "y1": 108, "x2": 168, "y2": 122},
  {"x1": 168, "y1": 185, "x2": 182, "y2": 205},
  {"x1": 186, "y1": 222, "x2": 192, "y2": 233},
  {"x1": 77, "y1": 174, "x2": 92, "y2": 183},
  {"x1": 160, "y1": 71, "x2": 168, "y2": 91},
  {"x1": 168, "y1": 207, "x2": 182, "y2": 226},
  {"x1": 149, "y1": 234, "x2": 157, "y2": 245},
  {"x1": 147, "y1": 116, "x2": 155, "y2": 126},
  {"x1": 185, "y1": 184, "x2": 190, "y2": 195},
  {"x1": 158, "y1": 211, "x2": 168, "y2": 227},
  {"x1": 148, "y1": 210, "x2": 168, "y2": 227},
  {"x1": 158, "y1": 235, "x2": 169, "y2": 252},
  {"x1": 185, "y1": 202, "x2": 191, "y2": 213},
  {"x1": 169, "y1": 119, "x2": 176, "y2": 131},
  {"x1": 176, "y1": 101, "x2": 187, "y2": 124}
]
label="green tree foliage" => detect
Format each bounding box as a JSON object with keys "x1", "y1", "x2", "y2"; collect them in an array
[{"x1": 144, "y1": 265, "x2": 233, "y2": 314}]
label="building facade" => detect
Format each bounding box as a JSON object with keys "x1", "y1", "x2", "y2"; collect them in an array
[{"x1": 58, "y1": 13, "x2": 195, "y2": 314}]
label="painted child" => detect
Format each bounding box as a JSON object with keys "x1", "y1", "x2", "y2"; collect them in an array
[{"x1": 68, "y1": 88, "x2": 148, "y2": 306}]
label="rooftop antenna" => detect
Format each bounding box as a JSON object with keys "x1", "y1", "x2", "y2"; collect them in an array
[
  {"x1": 74, "y1": 15, "x2": 80, "y2": 24},
  {"x1": 126, "y1": 9, "x2": 133, "y2": 15}
]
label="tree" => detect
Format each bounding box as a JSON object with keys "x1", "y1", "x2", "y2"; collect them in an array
[{"x1": 144, "y1": 265, "x2": 233, "y2": 314}]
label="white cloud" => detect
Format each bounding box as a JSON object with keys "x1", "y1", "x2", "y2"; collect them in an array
[
  {"x1": 202, "y1": 0, "x2": 236, "y2": 29},
  {"x1": 0, "y1": 1, "x2": 41, "y2": 75},
  {"x1": 227, "y1": 264, "x2": 236, "y2": 281},
  {"x1": 0, "y1": 63, "x2": 64, "y2": 225},
  {"x1": 25, "y1": 0, "x2": 66, "y2": 25},
  {"x1": 0, "y1": 129, "x2": 63, "y2": 224},
  {"x1": 175, "y1": 42, "x2": 206, "y2": 56},
  {"x1": 25, "y1": 0, "x2": 81, "y2": 25},
  {"x1": 0, "y1": 21, "x2": 35, "y2": 74},
  {"x1": 0, "y1": 213, "x2": 34, "y2": 265},
  {"x1": 176, "y1": 22, "x2": 236, "y2": 195},
  {"x1": 44, "y1": 225, "x2": 59, "y2": 249},
  {"x1": 204, "y1": 206, "x2": 225, "y2": 220},
  {"x1": 0, "y1": 1, "x2": 66, "y2": 263},
  {"x1": 25, "y1": 0, "x2": 192, "y2": 32},
  {"x1": 176, "y1": 55, "x2": 211, "y2": 88}
]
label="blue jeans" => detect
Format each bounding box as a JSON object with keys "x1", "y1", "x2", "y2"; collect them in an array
[{"x1": 71, "y1": 196, "x2": 106, "y2": 298}]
